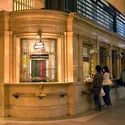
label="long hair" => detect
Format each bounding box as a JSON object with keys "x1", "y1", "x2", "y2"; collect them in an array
[{"x1": 103, "y1": 66, "x2": 110, "y2": 73}]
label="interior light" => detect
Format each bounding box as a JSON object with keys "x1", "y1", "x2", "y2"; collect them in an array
[
  {"x1": 34, "y1": 29, "x2": 44, "y2": 49},
  {"x1": 34, "y1": 42, "x2": 44, "y2": 49}
]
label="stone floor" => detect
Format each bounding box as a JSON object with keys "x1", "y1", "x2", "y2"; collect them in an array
[{"x1": 1, "y1": 98, "x2": 125, "y2": 125}]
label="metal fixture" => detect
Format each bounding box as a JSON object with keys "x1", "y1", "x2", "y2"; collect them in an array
[
  {"x1": 12, "y1": 92, "x2": 67, "y2": 99},
  {"x1": 34, "y1": 29, "x2": 44, "y2": 49}
]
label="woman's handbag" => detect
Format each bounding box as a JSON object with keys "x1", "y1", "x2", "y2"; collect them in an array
[{"x1": 100, "y1": 88, "x2": 105, "y2": 96}]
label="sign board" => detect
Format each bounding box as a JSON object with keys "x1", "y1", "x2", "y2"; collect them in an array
[
  {"x1": 30, "y1": 54, "x2": 49, "y2": 59},
  {"x1": 83, "y1": 57, "x2": 89, "y2": 62}
]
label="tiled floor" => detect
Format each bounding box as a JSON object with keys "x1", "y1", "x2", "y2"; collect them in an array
[{"x1": 1, "y1": 99, "x2": 125, "y2": 125}]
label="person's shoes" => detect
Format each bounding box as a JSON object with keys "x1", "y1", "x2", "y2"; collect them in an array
[
  {"x1": 95, "y1": 107, "x2": 102, "y2": 112},
  {"x1": 103, "y1": 105, "x2": 108, "y2": 109},
  {"x1": 108, "y1": 105, "x2": 112, "y2": 109}
]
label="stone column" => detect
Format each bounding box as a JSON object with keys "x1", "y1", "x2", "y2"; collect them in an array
[
  {"x1": 12, "y1": 34, "x2": 17, "y2": 83},
  {"x1": 96, "y1": 39, "x2": 100, "y2": 65},
  {"x1": 117, "y1": 49, "x2": 121, "y2": 78},
  {"x1": 91, "y1": 42, "x2": 98, "y2": 75},
  {"x1": 67, "y1": 32, "x2": 86, "y2": 115},
  {"x1": 15, "y1": 37, "x2": 20, "y2": 83},
  {"x1": 109, "y1": 45, "x2": 112, "y2": 76},
  {"x1": 79, "y1": 36, "x2": 83, "y2": 82},
  {"x1": 0, "y1": 11, "x2": 9, "y2": 117},
  {"x1": 119, "y1": 49, "x2": 122, "y2": 76},
  {"x1": 66, "y1": 31, "x2": 78, "y2": 82},
  {"x1": 105, "y1": 45, "x2": 111, "y2": 68},
  {"x1": 64, "y1": 32, "x2": 68, "y2": 82},
  {"x1": 57, "y1": 35, "x2": 65, "y2": 82}
]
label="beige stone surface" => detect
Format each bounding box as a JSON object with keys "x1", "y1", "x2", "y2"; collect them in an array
[{"x1": 0, "y1": 9, "x2": 125, "y2": 119}]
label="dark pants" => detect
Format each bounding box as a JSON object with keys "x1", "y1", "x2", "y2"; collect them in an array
[
  {"x1": 93, "y1": 94, "x2": 101, "y2": 110},
  {"x1": 93, "y1": 87, "x2": 101, "y2": 110},
  {"x1": 103, "y1": 85, "x2": 111, "y2": 106}
]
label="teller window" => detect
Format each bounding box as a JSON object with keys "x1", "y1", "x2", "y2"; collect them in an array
[{"x1": 20, "y1": 38, "x2": 57, "y2": 82}]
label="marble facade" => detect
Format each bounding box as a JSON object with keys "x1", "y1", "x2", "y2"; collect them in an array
[{"x1": 0, "y1": 9, "x2": 125, "y2": 118}]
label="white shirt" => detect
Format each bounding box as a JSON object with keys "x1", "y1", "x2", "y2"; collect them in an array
[{"x1": 102, "y1": 72, "x2": 112, "y2": 86}]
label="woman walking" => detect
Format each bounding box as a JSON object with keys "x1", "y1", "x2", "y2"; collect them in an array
[
  {"x1": 92, "y1": 65, "x2": 103, "y2": 111},
  {"x1": 102, "y1": 66, "x2": 112, "y2": 108}
]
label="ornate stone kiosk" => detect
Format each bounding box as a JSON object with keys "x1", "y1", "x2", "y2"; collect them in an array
[{"x1": 0, "y1": 9, "x2": 125, "y2": 118}]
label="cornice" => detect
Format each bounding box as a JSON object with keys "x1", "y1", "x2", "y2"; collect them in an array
[{"x1": 9, "y1": 10, "x2": 68, "y2": 34}]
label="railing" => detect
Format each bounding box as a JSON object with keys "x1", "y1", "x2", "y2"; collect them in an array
[
  {"x1": 45, "y1": 0, "x2": 125, "y2": 38},
  {"x1": 13, "y1": 92, "x2": 67, "y2": 99},
  {"x1": 76, "y1": 0, "x2": 125, "y2": 38}
]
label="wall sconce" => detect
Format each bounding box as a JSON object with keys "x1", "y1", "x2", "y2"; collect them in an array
[
  {"x1": 89, "y1": 49, "x2": 98, "y2": 54},
  {"x1": 34, "y1": 29, "x2": 44, "y2": 49}
]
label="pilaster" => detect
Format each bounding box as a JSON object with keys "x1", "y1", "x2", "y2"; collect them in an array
[
  {"x1": 0, "y1": 11, "x2": 10, "y2": 117},
  {"x1": 109, "y1": 45, "x2": 112, "y2": 74},
  {"x1": 66, "y1": 31, "x2": 74, "y2": 82},
  {"x1": 96, "y1": 38, "x2": 100, "y2": 65}
]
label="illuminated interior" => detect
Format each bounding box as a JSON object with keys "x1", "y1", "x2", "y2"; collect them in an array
[{"x1": 83, "y1": 46, "x2": 91, "y2": 82}]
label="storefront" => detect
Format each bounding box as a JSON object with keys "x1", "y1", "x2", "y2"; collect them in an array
[{"x1": 0, "y1": 7, "x2": 125, "y2": 118}]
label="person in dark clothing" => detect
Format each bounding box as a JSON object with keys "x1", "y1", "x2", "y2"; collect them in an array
[{"x1": 92, "y1": 65, "x2": 103, "y2": 111}]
